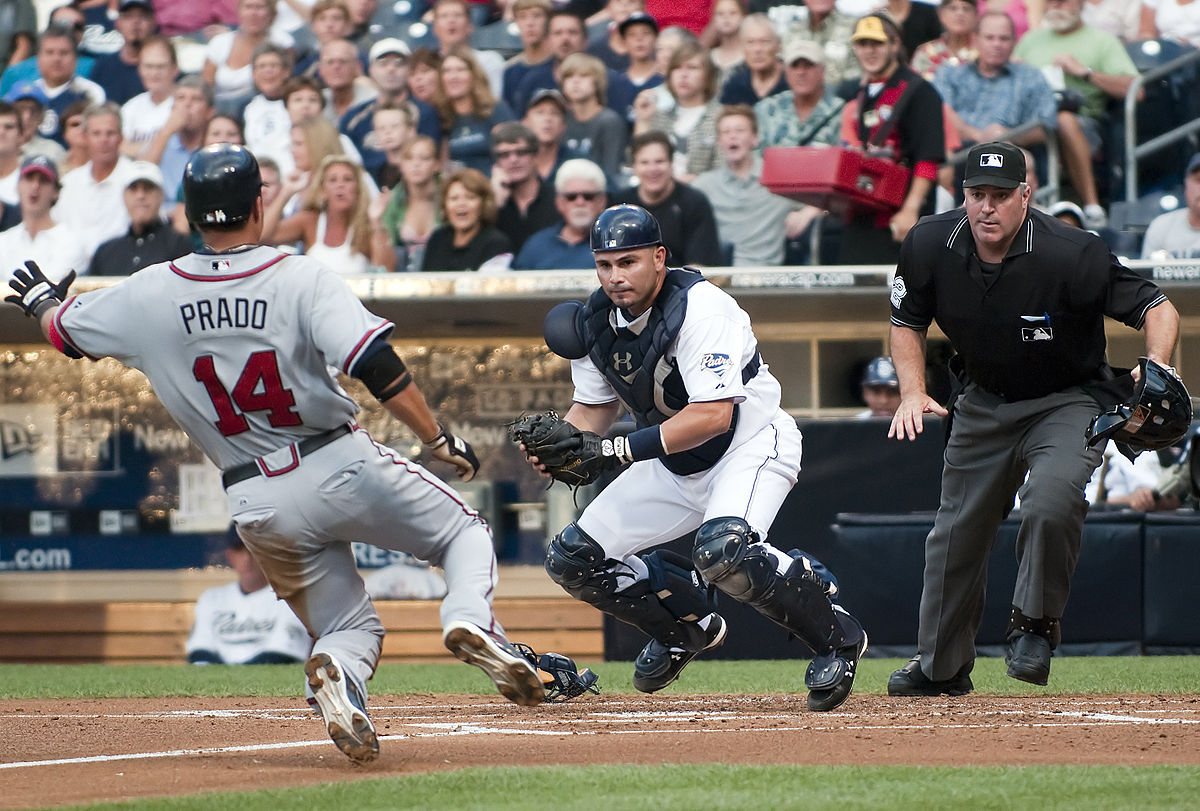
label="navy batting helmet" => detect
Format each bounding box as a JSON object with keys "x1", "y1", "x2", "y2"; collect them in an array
[
  {"x1": 590, "y1": 204, "x2": 663, "y2": 252},
  {"x1": 862, "y1": 356, "x2": 899, "y2": 389},
  {"x1": 183, "y1": 144, "x2": 262, "y2": 228},
  {"x1": 1087, "y1": 358, "x2": 1193, "y2": 456}
]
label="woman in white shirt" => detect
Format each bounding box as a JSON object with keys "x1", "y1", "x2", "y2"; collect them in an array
[
  {"x1": 121, "y1": 35, "x2": 178, "y2": 158},
  {"x1": 202, "y1": 0, "x2": 294, "y2": 109}
]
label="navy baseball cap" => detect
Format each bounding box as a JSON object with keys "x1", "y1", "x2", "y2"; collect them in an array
[
  {"x1": 4, "y1": 83, "x2": 48, "y2": 106},
  {"x1": 963, "y1": 141, "x2": 1025, "y2": 189},
  {"x1": 20, "y1": 154, "x2": 59, "y2": 185},
  {"x1": 862, "y1": 356, "x2": 899, "y2": 388},
  {"x1": 618, "y1": 12, "x2": 659, "y2": 36}
]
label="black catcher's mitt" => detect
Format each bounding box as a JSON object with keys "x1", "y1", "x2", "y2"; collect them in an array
[
  {"x1": 507, "y1": 411, "x2": 624, "y2": 486},
  {"x1": 514, "y1": 643, "x2": 600, "y2": 703}
]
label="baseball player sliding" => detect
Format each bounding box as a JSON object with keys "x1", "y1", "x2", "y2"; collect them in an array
[
  {"x1": 514, "y1": 204, "x2": 868, "y2": 711},
  {"x1": 5, "y1": 144, "x2": 545, "y2": 763}
]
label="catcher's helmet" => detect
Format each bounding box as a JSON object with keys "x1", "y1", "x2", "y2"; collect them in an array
[
  {"x1": 1087, "y1": 357, "x2": 1193, "y2": 454},
  {"x1": 183, "y1": 143, "x2": 262, "y2": 227},
  {"x1": 590, "y1": 204, "x2": 662, "y2": 252},
  {"x1": 862, "y1": 356, "x2": 899, "y2": 389}
]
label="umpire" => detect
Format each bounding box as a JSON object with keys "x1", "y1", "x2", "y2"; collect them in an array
[{"x1": 886, "y1": 141, "x2": 1181, "y2": 695}]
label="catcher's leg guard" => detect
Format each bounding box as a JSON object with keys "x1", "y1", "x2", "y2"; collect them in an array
[{"x1": 545, "y1": 523, "x2": 711, "y2": 651}]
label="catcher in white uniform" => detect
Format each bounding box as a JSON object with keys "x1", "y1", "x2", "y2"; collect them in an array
[
  {"x1": 521, "y1": 204, "x2": 868, "y2": 711},
  {"x1": 5, "y1": 143, "x2": 545, "y2": 764}
]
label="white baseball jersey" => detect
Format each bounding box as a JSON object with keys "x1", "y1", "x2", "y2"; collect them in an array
[
  {"x1": 186, "y1": 581, "x2": 313, "y2": 665},
  {"x1": 52, "y1": 246, "x2": 391, "y2": 470}
]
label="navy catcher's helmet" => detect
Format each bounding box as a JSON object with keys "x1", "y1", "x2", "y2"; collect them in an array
[
  {"x1": 590, "y1": 204, "x2": 662, "y2": 252},
  {"x1": 1087, "y1": 357, "x2": 1193, "y2": 455},
  {"x1": 184, "y1": 143, "x2": 262, "y2": 227},
  {"x1": 862, "y1": 356, "x2": 899, "y2": 389}
]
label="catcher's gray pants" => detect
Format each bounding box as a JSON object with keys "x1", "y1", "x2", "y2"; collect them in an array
[
  {"x1": 916, "y1": 383, "x2": 1103, "y2": 682},
  {"x1": 226, "y1": 427, "x2": 499, "y2": 700}
]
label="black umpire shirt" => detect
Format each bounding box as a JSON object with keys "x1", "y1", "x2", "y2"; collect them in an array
[
  {"x1": 890, "y1": 207, "x2": 1168, "y2": 402},
  {"x1": 88, "y1": 219, "x2": 194, "y2": 276}
]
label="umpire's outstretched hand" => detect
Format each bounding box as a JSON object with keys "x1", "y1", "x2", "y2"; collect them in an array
[{"x1": 888, "y1": 393, "x2": 948, "y2": 441}]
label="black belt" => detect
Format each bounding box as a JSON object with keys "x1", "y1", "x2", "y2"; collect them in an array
[{"x1": 221, "y1": 424, "x2": 352, "y2": 489}]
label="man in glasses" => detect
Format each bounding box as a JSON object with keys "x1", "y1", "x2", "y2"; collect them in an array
[
  {"x1": 513, "y1": 157, "x2": 607, "y2": 269},
  {"x1": 491, "y1": 121, "x2": 559, "y2": 254}
]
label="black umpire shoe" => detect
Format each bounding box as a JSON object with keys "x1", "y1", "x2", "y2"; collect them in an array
[
  {"x1": 887, "y1": 657, "x2": 974, "y2": 697},
  {"x1": 633, "y1": 613, "x2": 727, "y2": 693},
  {"x1": 1005, "y1": 630, "x2": 1052, "y2": 686}
]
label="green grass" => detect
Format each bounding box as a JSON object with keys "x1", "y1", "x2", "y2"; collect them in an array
[
  {"x1": 64, "y1": 765, "x2": 1200, "y2": 810},
  {"x1": 3, "y1": 655, "x2": 1199, "y2": 700}
]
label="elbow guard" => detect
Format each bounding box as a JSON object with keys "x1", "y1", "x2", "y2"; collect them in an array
[{"x1": 353, "y1": 340, "x2": 412, "y2": 401}]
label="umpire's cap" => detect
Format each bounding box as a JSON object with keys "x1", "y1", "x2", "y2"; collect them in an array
[
  {"x1": 1087, "y1": 357, "x2": 1193, "y2": 455},
  {"x1": 862, "y1": 356, "x2": 899, "y2": 389},
  {"x1": 590, "y1": 204, "x2": 663, "y2": 252},
  {"x1": 183, "y1": 143, "x2": 262, "y2": 228}
]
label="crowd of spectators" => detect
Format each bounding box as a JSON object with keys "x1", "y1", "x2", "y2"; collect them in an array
[{"x1": 0, "y1": 0, "x2": 1193, "y2": 276}]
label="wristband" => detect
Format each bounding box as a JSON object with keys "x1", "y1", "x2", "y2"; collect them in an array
[{"x1": 625, "y1": 425, "x2": 668, "y2": 461}]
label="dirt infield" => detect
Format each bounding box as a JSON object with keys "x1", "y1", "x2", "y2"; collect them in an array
[{"x1": 2, "y1": 693, "x2": 1199, "y2": 808}]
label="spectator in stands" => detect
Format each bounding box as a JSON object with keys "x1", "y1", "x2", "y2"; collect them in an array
[
  {"x1": 694, "y1": 103, "x2": 816, "y2": 266},
  {"x1": 206, "y1": 112, "x2": 245, "y2": 145},
  {"x1": 561, "y1": 53, "x2": 629, "y2": 181},
  {"x1": 140, "y1": 77, "x2": 214, "y2": 209},
  {"x1": 638, "y1": 40, "x2": 722, "y2": 179},
  {"x1": 0, "y1": 156, "x2": 90, "y2": 283},
  {"x1": 0, "y1": 100, "x2": 18, "y2": 206},
  {"x1": 709, "y1": 0, "x2": 748, "y2": 78},
  {"x1": 367, "y1": 101, "x2": 417, "y2": 188},
  {"x1": 53, "y1": 99, "x2": 88, "y2": 172},
  {"x1": 88, "y1": 161, "x2": 191, "y2": 275},
  {"x1": 718, "y1": 13, "x2": 786, "y2": 107},
  {"x1": 265, "y1": 153, "x2": 390, "y2": 273},
  {"x1": 432, "y1": 0, "x2": 506, "y2": 98},
  {"x1": 279, "y1": 115, "x2": 348, "y2": 213},
  {"x1": 979, "y1": 0, "x2": 1045, "y2": 39},
  {"x1": 242, "y1": 43, "x2": 294, "y2": 163},
  {"x1": 154, "y1": 0, "x2": 237, "y2": 37},
  {"x1": 503, "y1": 0, "x2": 554, "y2": 111},
  {"x1": 1137, "y1": 0, "x2": 1200, "y2": 47},
  {"x1": 1, "y1": 6, "x2": 97, "y2": 98},
  {"x1": 185, "y1": 529, "x2": 312, "y2": 666},
  {"x1": 837, "y1": 14, "x2": 944, "y2": 264},
  {"x1": 1014, "y1": 0, "x2": 1139, "y2": 229},
  {"x1": 55, "y1": 101, "x2": 135, "y2": 255},
  {"x1": 1086, "y1": 443, "x2": 1183, "y2": 511},
  {"x1": 1082, "y1": 0, "x2": 1142, "y2": 41},
  {"x1": 1141, "y1": 153, "x2": 1200, "y2": 259},
  {"x1": 782, "y1": 0, "x2": 859, "y2": 90},
  {"x1": 12, "y1": 25, "x2": 106, "y2": 148},
  {"x1": 344, "y1": 0, "x2": 380, "y2": 52},
  {"x1": 0, "y1": 0, "x2": 36, "y2": 73},
  {"x1": 119, "y1": 36, "x2": 177, "y2": 159},
  {"x1": 933, "y1": 13, "x2": 1057, "y2": 154},
  {"x1": 1048, "y1": 199, "x2": 1087, "y2": 227},
  {"x1": 420, "y1": 166, "x2": 513, "y2": 271},
  {"x1": 911, "y1": 0, "x2": 979, "y2": 81},
  {"x1": 6, "y1": 87, "x2": 61, "y2": 166},
  {"x1": 619, "y1": 10, "x2": 663, "y2": 94},
  {"x1": 293, "y1": 0, "x2": 352, "y2": 78},
  {"x1": 319, "y1": 38, "x2": 375, "y2": 124},
  {"x1": 202, "y1": 0, "x2": 292, "y2": 114},
  {"x1": 698, "y1": 103, "x2": 813, "y2": 264},
  {"x1": 883, "y1": 0, "x2": 944, "y2": 57},
  {"x1": 409, "y1": 48, "x2": 443, "y2": 106},
  {"x1": 378, "y1": 134, "x2": 442, "y2": 271},
  {"x1": 755, "y1": 38, "x2": 844, "y2": 148},
  {"x1": 523, "y1": 88, "x2": 574, "y2": 181},
  {"x1": 857, "y1": 355, "x2": 902, "y2": 418},
  {"x1": 87, "y1": 0, "x2": 157, "y2": 106},
  {"x1": 586, "y1": 0, "x2": 638, "y2": 71},
  {"x1": 611, "y1": 129, "x2": 722, "y2": 265},
  {"x1": 436, "y1": 46, "x2": 516, "y2": 174},
  {"x1": 340, "y1": 39, "x2": 441, "y2": 183},
  {"x1": 491, "y1": 121, "x2": 559, "y2": 254},
  {"x1": 513, "y1": 157, "x2": 608, "y2": 269}
]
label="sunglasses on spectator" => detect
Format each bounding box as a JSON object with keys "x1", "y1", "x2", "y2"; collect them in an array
[
  {"x1": 494, "y1": 147, "x2": 535, "y2": 159},
  {"x1": 559, "y1": 191, "x2": 601, "y2": 202}
]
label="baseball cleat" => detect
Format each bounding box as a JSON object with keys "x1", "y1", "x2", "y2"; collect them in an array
[
  {"x1": 887, "y1": 657, "x2": 974, "y2": 697},
  {"x1": 443, "y1": 620, "x2": 546, "y2": 706},
  {"x1": 806, "y1": 628, "x2": 868, "y2": 712},
  {"x1": 305, "y1": 652, "x2": 379, "y2": 764},
  {"x1": 632, "y1": 613, "x2": 727, "y2": 693},
  {"x1": 1005, "y1": 630, "x2": 1052, "y2": 686}
]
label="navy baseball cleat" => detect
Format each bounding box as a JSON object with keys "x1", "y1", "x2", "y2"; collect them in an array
[
  {"x1": 633, "y1": 613, "x2": 727, "y2": 693},
  {"x1": 887, "y1": 657, "x2": 974, "y2": 696},
  {"x1": 1005, "y1": 630, "x2": 1052, "y2": 685},
  {"x1": 443, "y1": 620, "x2": 546, "y2": 706},
  {"x1": 805, "y1": 607, "x2": 868, "y2": 712},
  {"x1": 305, "y1": 652, "x2": 379, "y2": 763}
]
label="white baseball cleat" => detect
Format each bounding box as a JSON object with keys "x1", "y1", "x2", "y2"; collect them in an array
[
  {"x1": 305, "y1": 652, "x2": 379, "y2": 763},
  {"x1": 443, "y1": 620, "x2": 546, "y2": 706}
]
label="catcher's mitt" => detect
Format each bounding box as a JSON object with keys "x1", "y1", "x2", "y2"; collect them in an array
[
  {"x1": 507, "y1": 411, "x2": 624, "y2": 486},
  {"x1": 513, "y1": 643, "x2": 600, "y2": 703}
]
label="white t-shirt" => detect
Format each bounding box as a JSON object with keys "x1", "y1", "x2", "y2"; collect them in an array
[
  {"x1": 0, "y1": 166, "x2": 17, "y2": 205},
  {"x1": 121, "y1": 92, "x2": 175, "y2": 152},
  {"x1": 1143, "y1": 0, "x2": 1200, "y2": 47},
  {"x1": 1141, "y1": 208, "x2": 1200, "y2": 260},
  {"x1": 205, "y1": 30, "x2": 296, "y2": 102},
  {"x1": 1085, "y1": 444, "x2": 1167, "y2": 503},
  {"x1": 54, "y1": 246, "x2": 392, "y2": 469},
  {"x1": 243, "y1": 95, "x2": 291, "y2": 158},
  {"x1": 53, "y1": 157, "x2": 136, "y2": 257},
  {"x1": 0, "y1": 221, "x2": 93, "y2": 283},
  {"x1": 186, "y1": 581, "x2": 312, "y2": 664}
]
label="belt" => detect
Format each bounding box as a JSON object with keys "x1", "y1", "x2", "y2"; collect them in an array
[{"x1": 221, "y1": 424, "x2": 352, "y2": 489}]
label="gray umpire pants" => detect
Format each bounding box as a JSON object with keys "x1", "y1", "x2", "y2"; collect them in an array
[{"x1": 916, "y1": 383, "x2": 1104, "y2": 682}]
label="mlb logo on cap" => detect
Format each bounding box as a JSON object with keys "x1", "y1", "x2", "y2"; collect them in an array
[
  {"x1": 980, "y1": 153, "x2": 1003, "y2": 168},
  {"x1": 962, "y1": 141, "x2": 1025, "y2": 189}
]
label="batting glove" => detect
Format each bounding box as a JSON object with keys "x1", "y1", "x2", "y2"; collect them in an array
[
  {"x1": 427, "y1": 424, "x2": 480, "y2": 481},
  {"x1": 5, "y1": 261, "x2": 75, "y2": 319}
]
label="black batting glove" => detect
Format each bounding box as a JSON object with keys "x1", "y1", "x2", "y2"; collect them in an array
[
  {"x1": 5, "y1": 261, "x2": 75, "y2": 319},
  {"x1": 426, "y1": 424, "x2": 481, "y2": 481}
]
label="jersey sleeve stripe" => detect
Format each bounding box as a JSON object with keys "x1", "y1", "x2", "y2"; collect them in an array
[
  {"x1": 890, "y1": 315, "x2": 930, "y2": 329},
  {"x1": 51, "y1": 296, "x2": 98, "y2": 360},
  {"x1": 342, "y1": 321, "x2": 395, "y2": 374},
  {"x1": 1132, "y1": 294, "x2": 1169, "y2": 330}
]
